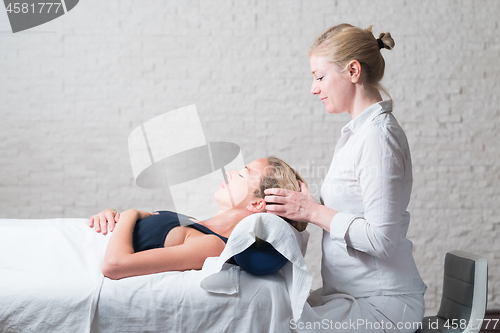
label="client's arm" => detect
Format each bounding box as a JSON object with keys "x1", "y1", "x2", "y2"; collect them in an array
[{"x1": 102, "y1": 209, "x2": 225, "y2": 280}]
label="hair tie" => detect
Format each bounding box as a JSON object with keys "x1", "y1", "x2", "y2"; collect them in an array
[{"x1": 377, "y1": 38, "x2": 384, "y2": 49}]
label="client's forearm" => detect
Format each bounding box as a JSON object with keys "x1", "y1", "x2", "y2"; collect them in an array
[{"x1": 102, "y1": 210, "x2": 137, "y2": 275}]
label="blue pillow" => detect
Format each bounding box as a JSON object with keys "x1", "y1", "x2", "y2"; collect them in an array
[{"x1": 233, "y1": 241, "x2": 288, "y2": 276}]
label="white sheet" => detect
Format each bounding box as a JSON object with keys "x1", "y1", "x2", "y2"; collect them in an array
[
  {"x1": 0, "y1": 218, "x2": 109, "y2": 333},
  {"x1": 0, "y1": 216, "x2": 304, "y2": 333},
  {"x1": 91, "y1": 267, "x2": 294, "y2": 333}
]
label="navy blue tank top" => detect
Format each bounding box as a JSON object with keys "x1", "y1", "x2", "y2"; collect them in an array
[{"x1": 132, "y1": 210, "x2": 228, "y2": 252}]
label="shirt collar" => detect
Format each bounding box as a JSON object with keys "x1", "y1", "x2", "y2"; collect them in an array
[{"x1": 342, "y1": 100, "x2": 393, "y2": 135}]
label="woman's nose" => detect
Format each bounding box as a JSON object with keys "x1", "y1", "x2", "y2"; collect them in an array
[
  {"x1": 226, "y1": 171, "x2": 232, "y2": 181},
  {"x1": 311, "y1": 81, "x2": 320, "y2": 95}
]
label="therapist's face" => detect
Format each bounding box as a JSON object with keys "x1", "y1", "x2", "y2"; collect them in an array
[
  {"x1": 214, "y1": 158, "x2": 268, "y2": 211},
  {"x1": 310, "y1": 55, "x2": 355, "y2": 115}
]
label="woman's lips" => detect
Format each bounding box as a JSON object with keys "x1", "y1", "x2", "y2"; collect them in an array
[
  {"x1": 321, "y1": 97, "x2": 327, "y2": 104},
  {"x1": 220, "y1": 182, "x2": 225, "y2": 189}
]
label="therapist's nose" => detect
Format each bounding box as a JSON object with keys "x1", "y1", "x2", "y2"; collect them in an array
[{"x1": 311, "y1": 81, "x2": 320, "y2": 95}]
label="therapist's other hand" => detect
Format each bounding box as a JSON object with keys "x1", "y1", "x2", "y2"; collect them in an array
[
  {"x1": 264, "y1": 181, "x2": 318, "y2": 223},
  {"x1": 88, "y1": 208, "x2": 120, "y2": 235}
]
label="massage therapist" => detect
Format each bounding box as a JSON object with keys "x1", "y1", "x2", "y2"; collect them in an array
[{"x1": 264, "y1": 24, "x2": 427, "y2": 332}]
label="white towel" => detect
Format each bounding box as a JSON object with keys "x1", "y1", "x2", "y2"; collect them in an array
[{"x1": 200, "y1": 213, "x2": 312, "y2": 321}]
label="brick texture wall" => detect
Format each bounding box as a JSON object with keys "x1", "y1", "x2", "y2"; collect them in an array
[{"x1": 1, "y1": 0, "x2": 499, "y2": 315}]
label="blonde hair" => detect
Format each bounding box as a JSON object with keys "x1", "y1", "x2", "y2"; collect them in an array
[
  {"x1": 310, "y1": 23, "x2": 395, "y2": 97},
  {"x1": 254, "y1": 156, "x2": 308, "y2": 232}
]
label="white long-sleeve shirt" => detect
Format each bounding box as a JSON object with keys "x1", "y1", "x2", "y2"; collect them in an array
[{"x1": 320, "y1": 100, "x2": 427, "y2": 297}]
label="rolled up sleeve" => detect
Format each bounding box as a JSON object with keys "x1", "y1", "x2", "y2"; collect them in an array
[{"x1": 329, "y1": 212, "x2": 362, "y2": 256}]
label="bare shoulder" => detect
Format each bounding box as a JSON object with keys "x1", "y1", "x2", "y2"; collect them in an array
[
  {"x1": 184, "y1": 229, "x2": 226, "y2": 256},
  {"x1": 164, "y1": 226, "x2": 225, "y2": 255}
]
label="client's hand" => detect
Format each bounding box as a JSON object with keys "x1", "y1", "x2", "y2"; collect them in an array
[
  {"x1": 88, "y1": 208, "x2": 120, "y2": 235},
  {"x1": 264, "y1": 181, "x2": 318, "y2": 223}
]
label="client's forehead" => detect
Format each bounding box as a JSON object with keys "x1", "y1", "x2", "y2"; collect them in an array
[{"x1": 247, "y1": 158, "x2": 269, "y2": 177}]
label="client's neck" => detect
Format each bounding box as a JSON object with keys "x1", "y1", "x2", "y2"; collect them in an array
[{"x1": 203, "y1": 209, "x2": 252, "y2": 237}]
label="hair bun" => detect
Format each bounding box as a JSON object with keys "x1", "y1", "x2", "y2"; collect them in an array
[{"x1": 378, "y1": 32, "x2": 395, "y2": 50}]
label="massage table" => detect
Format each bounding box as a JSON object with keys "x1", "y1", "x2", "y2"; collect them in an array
[{"x1": 0, "y1": 214, "x2": 311, "y2": 333}]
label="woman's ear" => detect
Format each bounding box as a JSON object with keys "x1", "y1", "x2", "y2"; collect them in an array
[
  {"x1": 347, "y1": 60, "x2": 362, "y2": 83},
  {"x1": 247, "y1": 198, "x2": 266, "y2": 213}
]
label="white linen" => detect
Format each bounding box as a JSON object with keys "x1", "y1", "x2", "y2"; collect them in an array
[
  {"x1": 320, "y1": 100, "x2": 427, "y2": 297},
  {"x1": 91, "y1": 268, "x2": 294, "y2": 333},
  {"x1": 0, "y1": 218, "x2": 109, "y2": 333},
  {"x1": 200, "y1": 213, "x2": 312, "y2": 321},
  {"x1": 0, "y1": 216, "x2": 304, "y2": 333}
]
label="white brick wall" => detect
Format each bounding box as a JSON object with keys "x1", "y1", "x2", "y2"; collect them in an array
[{"x1": 1, "y1": 0, "x2": 499, "y2": 315}]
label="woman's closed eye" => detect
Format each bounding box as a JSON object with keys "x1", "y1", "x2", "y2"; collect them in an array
[
  {"x1": 239, "y1": 173, "x2": 244, "y2": 178},
  {"x1": 316, "y1": 76, "x2": 324, "y2": 81}
]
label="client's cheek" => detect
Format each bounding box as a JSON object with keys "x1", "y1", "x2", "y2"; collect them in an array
[
  {"x1": 249, "y1": 178, "x2": 261, "y2": 190},
  {"x1": 228, "y1": 183, "x2": 248, "y2": 200}
]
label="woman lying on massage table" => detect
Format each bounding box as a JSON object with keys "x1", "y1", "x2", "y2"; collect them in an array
[{"x1": 88, "y1": 157, "x2": 308, "y2": 280}]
